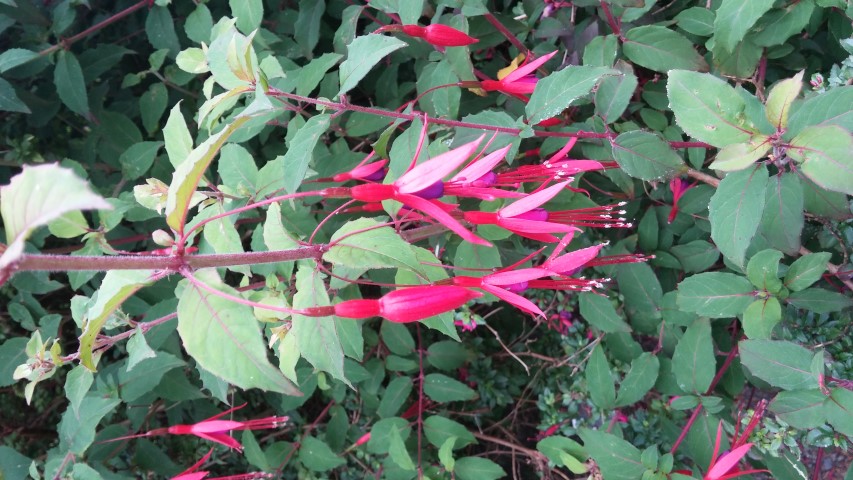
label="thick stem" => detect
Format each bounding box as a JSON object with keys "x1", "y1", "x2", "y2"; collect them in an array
[
  {"x1": 483, "y1": 13, "x2": 528, "y2": 55},
  {"x1": 40, "y1": 1, "x2": 151, "y2": 57}
]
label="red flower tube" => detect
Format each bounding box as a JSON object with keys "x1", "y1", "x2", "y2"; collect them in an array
[
  {"x1": 334, "y1": 286, "x2": 482, "y2": 323},
  {"x1": 401, "y1": 24, "x2": 478, "y2": 47}
]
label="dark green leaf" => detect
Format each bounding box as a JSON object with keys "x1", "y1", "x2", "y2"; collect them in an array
[
  {"x1": 623, "y1": 26, "x2": 708, "y2": 73},
  {"x1": 377, "y1": 376, "x2": 413, "y2": 418},
  {"x1": 768, "y1": 389, "x2": 827, "y2": 428},
  {"x1": 757, "y1": 173, "x2": 803, "y2": 255},
  {"x1": 578, "y1": 428, "x2": 645, "y2": 480},
  {"x1": 454, "y1": 457, "x2": 506, "y2": 480},
  {"x1": 299, "y1": 436, "x2": 345, "y2": 472},
  {"x1": 713, "y1": 0, "x2": 775, "y2": 52},
  {"x1": 672, "y1": 318, "x2": 715, "y2": 394},
  {"x1": 787, "y1": 288, "x2": 853, "y2": 314},
  {"x1": 616, "y1": 263, "x2": 662, "y2": 333},
  {"x1": 752, "y1": 0, "x2": 815, "y2": 47},
  {"x1": 677, "y1": 272, "x2": 755, "y2": 318},
  {"x1": 297, "y1": 53, "x2": 343, "y2": 96},
  {"x1": 579, "y1": 292, "x2": 632, "y2": 333},
  {"x1": 0, "y1": 48, "x2": 38, "y2": 73},
  {"x1": 339, "y1": 34, "x2": 407, "y2": 96},
  {"x1": 54, "y1": 50, "x2": 88, "y2": 116},
  {"x1": 787, "y1": 85, "x2": 853, "y2": 137},
  {"x1": 674, "y1": 7, "x2": 715, "y2": 36},
  {"x1": 119, "y1": 141, "x2": 162, "y2": 180},
  {"x1": 742, "y1": 297, "x2": 782, "y2": 340},
  {"x1": 58, "y1": 395, "x2": 120, "y2": 455},
  {"x1": 526, "y1": 66, "x2": 615, "y2": 124},
  {"x1": 586, "y1": 344, "x2": 616, "y2": 408},
  {"x1": 739, "y1": 339, "x2": 817, "y2": 390},
  {"x1": 0, "y1": 77, "x2": 29, "y2": 113},
  {"x1": 281, "y1": 113, "x2": 330, "y2": 194},
  {"x1": 427, "y1": 341, "x2": 470, "y2": 371},
  {"x1": 746, "y1": 249, "x2": 783, "y2": 292},
  {"x1": 616, "y1": 352, "x2": 660, "y2": 407},
  {"x1": 145, "y1": 6, "x2": 180, "y2": 56},
  {"x1": 670, "y1": 240, "x2": 720, "y2": 273},
  {"x1": 424, "y1": 416, "x2": 476, "y2": 449},
  {"x1": 784, "y1": 252, "x2": 830, "y2": 292},
  {"x1": 708, "y1": 166, "x2": 770, "y2": 267},
  {"x1": 424, "y1": 373, "x2": 477, "y2": 403},
  {"x1": 825, "y1": 387, "x2": 853, "y2": 437},
  {"x1": 611, "y1": 130, "x2": 685, "y2": 181},
  {"x1": 537, "y1": 436, "x2": 588, "y2": 474},
  {"x1": 295, "y1": 0, "x2": 324, "y2": 57},
  {"x1": 787, "y1": 125, "x2": 853, "y2": 195}
]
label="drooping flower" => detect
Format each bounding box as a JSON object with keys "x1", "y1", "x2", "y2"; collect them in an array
[
  {"x1": 668, "y1": 177, "x2": 696, "y2": 224},
  {"x1": 333, "y1": 285, "x2": 483, "y2": 323},
  {"x1": 400, "y1": 24, "x2": 478, "y2": 47},
  {"x1": 703, "y1": 403, "x2": 769, "y2": 480},
  {"x1": 479, "y1": 51, "x2": 558, "y2": 101},
  {"x1": 494, "y1": 138, "x2": 616, "y2": 187},
  {"x1": 104, "y1": 403, "x2": 288, "y2": 451},
  {"x1": 171, "y1": 448, "x2": 273, "y2": 480}
]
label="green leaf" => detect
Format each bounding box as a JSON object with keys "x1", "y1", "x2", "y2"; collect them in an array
[
  {"x1": 454, "y1": 457, "x2": 506, "y2": 480},
  {"x1": 280, "y1": 113, "x2": 330, "y2": 194},
  {"x1": 787, "y1": 288, "x2": 853, "y2": 314},
  {"x1": 616, "y1": 352, "x2": 660, "y2": 407},
  {"x1": 526, "y1": 66, "x2": 614, "y2": 124},
  {"x1": 378, "y1": 376, "x2": 413, "y2": 418},
  {"x1": 176, "y1": 270, "x2": 300, "y2": 395},
  {"x1": 709, "y1": 135, "x2": 771, "y2": 171},
  {"x1": 58, "y1": 395, "x2": 120, "y2": 455},
  {"x1": 825, "y1": 388, "x2": 853, "y2": 437},
  {"x1": 291, "y1": 265, "x2": 348, "y2": 385},
  {"x1": 0, "y1": 164, "x2": 111, "y2": 271},
  {"x1": 623, "y1": 26, "x2": 708, "y2": 73},
  {"x1": 784, "y1": 252, "x2": 830, "y2": 292},
  {"x1": 595, "y1": 70, "x2": 638, "y2": 124},
  {"x1": 578, "y1": 428, "x2": 645, "y2": 480},
  {"x1": 0, "y1": 48, "x2": 38, "y2": 73},
  {"x1": 713, "y1": 0, "x2": 775, "y2": 53},
  {"x1": 742, "y1": 297, "x2": 782, "y2": 340},
  {"x1": 670, "y1": 240, "x2": 720, "y2": 273},
  {"x1": 537, "y1": 436, "x2": 588, "y2": 474},
  {"x1": 299, "y1": 436, "x2": 345, "y2": 471},
  {"x1": 297, "y1": 53, "x2": 343, "y2": 96},
  {"x1": 616, "y1": 263, "x2": 662, "y2": 333},
  {"x1": 218, "y1": 144, "x2": 258, "y2": 193},
  {"x1": 165, "y1": 115, "x2": 250, "y2": 233},
  {"x1": 752, "y1": 0, "x2": 815, "y2": 47},
  {"x1": 674, "y1": 7, "x2": 715, "y2": 36},
  {"x1": 0, "y1": 77, "x2": 29, "y2": 113},
  {"x1": 757, "y1": 173, "x2": 803, "y2": 255},
  {"x1": 0, "y1": 338, "x2": 27, "y2": 387},
  {"x1": 667, "y1": 70, "x2": 756, "y2": 147},
  {"x1": 672, "y1": 318, "x2": 715, "y2": 394},
  {"x1": 118, "y1": 352, "x2": 184, "y2": 402},
  {"x1": 610, "y1": 130, "x2": 685, "y2": 181},
  {"x1": 423, "y1": 415, "x2": 476, "y2": 451},
  {"x1": 54, "y1": 50, "x2": 88, "y2": 116},
  {"x1": 230, "y1": 0, "x2": 262, "y2": 33},
  {"x1": 338, "y1": 34, "x2": 407, "y2": 96},
  {"x1": 424, "y1": 373, "x2": 477, "y2": 403},
  {"x1": 184, "y1": 4, "x2": 213, "y2": 43},
  {"x1": 64, "y1": 365, "x2": 93, "y2": 417},
  {"x1": 578, "y1": 292, "x2": 632, "y2": 333},
  {"x1": 145, "y1": 6, "x2": 180, "y2": 56},
  {"x1": 417, "y1": 59, "x2": 460, "y2": 119},
  {"x1": 787, "y1": 125, "x2": 853, "y2": 195},
  {"x1": 438, "y1": 437, "x2": 456, "y2": 471},
  {"x1": 325, "y1": 218, "x2": 424, "y2": 274},
  {"x1": 786, "y1": 86, "x2": 853, "y2": 136},
  {"x1": 713, "y1": 35, "x2": 762, "y2": 79},
  {"x1": 368, "y1": 418, "x2": 410, "y2": 454},
  {"x1": 163, "y1": 102, "x2": 193, "y2": 169},
  {"x1": 739, "y1": 339, "x2": 817, "y2": 390},
  {"x1": 295, "y1": 0, "x2": 325, "y2": 57},
  {"x1": 119, "y1": 141, "x2": 163, "y2": 180},
  {"x1": 677, "y1": 272, "x2": 755, "y2": 318},
  {"x1": 708, "y1": 166, "x2": 769, "y2": 267},
  {"x1": 746, "y1": 249, "x2": 783, "y2": 292},
  {"x1": 381, "y1": 321, "x2": 415, "y2": 356},
  {"x1": 765, "y1": 71, "x2": 804, "y2": 129},
  {"x1": 586, "y1": 345, "x2": 616, "y2": 408},
  {"x1": 768, "y1": 389, "x2": 827, "y2": 428},
  {"x1": 387, "y1": 426, "x2": 416, "y2": 471},
  {"x1": 140, "y1": 83, "x2": 168, "y2": 135},
  {"x1": 427, "y1": 341, "x2": 470, "y2": 371},
  {"x1": 126, "y1": 327, "x2": 156, "y2": 371}
]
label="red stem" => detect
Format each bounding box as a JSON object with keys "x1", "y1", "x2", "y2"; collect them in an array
[
  {"x1": 599, "y1": 1, "x2": 622, "y2": 38},
  {"x1": 40, "y1": 1, "x2": 151, "y2": 57},
  {"x1": 484, "y1": 13, "x2": 528, "y2": 55}
]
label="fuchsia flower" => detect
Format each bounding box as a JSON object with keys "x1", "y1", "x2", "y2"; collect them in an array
[
  {"x1": 333, "y1": 285, "x2": 483, "y2": 323},
  {"x1": 400, "y1": 24, "x2": 478, "y2": 47},
  {"x1": 699, "y1": 402, "x2": 769, "y2": 480},
  {"x1": 105, "y1": 403, "x2": 288, "y2": 451},
  {"x1": 172, "y1": 449, "x2": 273, "y2": 480},
  {"x1": 480, "y1": 51, "x2": 558, "y2": 101},
  {"x1": 331, "y1": 158, "x2": 388, "y2": 183},
  {"x1": 668, "y1": 177, "x2": 696, "y2": 224}
]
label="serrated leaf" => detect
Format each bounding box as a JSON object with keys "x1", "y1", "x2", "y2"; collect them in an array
[
  {"x1": 766, "y1": 72, "x2": 804, "y2": 129},
  {"x1": 708, "y1": 166, "x2": 769, "y2": 267},
  {"x1": 325, "y1": 218, "x2": 424, "y2": 274},
  {"x1": 0, "y1": 164, "x2": 111, "y2": 271},
  {"x1": 769, "y1": 389, "x2": 827, "y2": 428},
  {"x1": 668, "y1": 70, "x2": 756, "y2": 147},
  {"x1": 291, "y1": 265, "x2": 348, "y2": 385},
  {"x1": 578, "y1": 428, "x2": 645, "y2": 480},
  {"x1": 713, "y1": 0, "x2": 775, "y2": 53},
  {"x1": 739, "y1": 339, "x2": 817, "y2": 390},
  {"x1": 616, "y1": 352, "x2": 660, "y2": 406},
  {"x1": 280, "y1": 113, "x2": 330, "y2": 194},
  {"x1": 677, "y1": 272, "x2": 755, "y2": 318},
  {"x1": 176, "y1": 270, "x2": 300, "y2": 394},
  {"x1": 672, "y1": 318, "x2": 715, "y2": 394},
  {"x1": 454, "y1": 457, "x2": 506, "y2": 480},
  {"x1": 746, "y1": 249, "x2": 784, "y2": 292},
  {"x1": 611, "y1": 130, "x2": 685, "y2": 181},
  {"x1": 339, "y1": 34, "x2": 407, "y2": 96},
  {"x1": 623, "y1": 26, "x2": 708, "y2": 73},
  {"x1": 784, "y1": 252, "x2": 830, "y2": 291},
  {"x1": 424, "y1": 373, "x2": 477, "y2": 403},
  {"x1": 54, "y1": 50, "x2": 88, "y2": 116},
  {"x1": 787, "y1": 288, "x2": 853, "y2": 313},
  {"x1": 787, "y1": 125, "x2": 853, "y2": 195},
  {"x1": 710, "y1": 135, "x2": 771, "y2": 171},
  {"x1": 742, "y1": 297, "x2": 782, "y2": 340},
  {"x1": 0, "y1": 77, "x2": 29, "y2": 113},
  {"x1": 526, "y1": 66, "x2": 614, "y2": 124},
  {"x1": 578, "y1": 292, "x2": 632, "y2": 333}
]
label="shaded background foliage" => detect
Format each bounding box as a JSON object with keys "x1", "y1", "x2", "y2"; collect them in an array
[{"x1": 0, "y1": 0, "x2": 852, "y2": 479}]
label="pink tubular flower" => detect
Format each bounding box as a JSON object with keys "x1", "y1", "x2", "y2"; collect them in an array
[
  {"x1": 480, "y1": 51, "x2": 558, "y2": 101},
  {"x1": 668, "y1": 177, "x2": 695, "y2": 224},
  {"x1": 442, "y1": 144, "x2": 526, "y2": 200},
  {"x1": 172, "y1": 449, "x2": 273, "y2": 480},
  {"x1": 105, "y1": 403, "x2": 288, "y2": 451},
  {"x1": 401, "y1": 24, "x2": 478, "y2": 47},
  {"x1": 495, "y1": 138, "x2": 615, "y2": 187},
  {"x1": 334, "y1": 286, "x2": 483, "y2": 323},
  {"x1": 331, "y1": 158, "x2": 388, "y2": 183},
  {"x1": 463, "y1": 181, "x2": 576, "y2": 242}
]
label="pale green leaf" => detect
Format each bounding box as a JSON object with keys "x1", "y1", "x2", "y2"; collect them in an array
[
  {"x1": 526, "y1": 66, "x2": 615, "y2": 124},
  {"x1": 713, "y1": 0, "x2": 775, "y2": 52},
  {"x1": 281, "y1": 113, "x2": 330, "y2": 194},
  {"x1": 339, "y1": 34, "x2": 407, "y2": 96},
  {"x1": 709, "y1": 135, "x2": 771, "y2": 171},
  {"x1": 765, "y1": 71, "x2": 804, "y2": 129},
  {"x1": 230, "y1": 0, "x2": 263, "y2": 33},
  {"x1": 623, "y1": 26, "x2": 708, "y2": 73},
  {"x1": 787, "y1": 125, "x2": 853, "y2": 195}
]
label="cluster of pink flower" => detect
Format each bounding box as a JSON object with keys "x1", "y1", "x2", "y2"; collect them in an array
[{"x1": 309, "y1": 133, "x2": 648, "y2": 325}]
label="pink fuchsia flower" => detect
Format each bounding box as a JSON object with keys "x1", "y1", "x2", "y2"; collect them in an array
[
  {"x1": 400, "y1": 24, "x2": 478, "y2": 47},
  {"x1": 479, "y1": 51, "x2": 558, "y2": 101},
  {"x1": 668, "y1": 177, "x2": 696, "y2": 224},
  {"x1": 172, "y1": 449, "x2": 273, "y2": 480},
  {"x1": 334, "y1": 285, "x2": 483, "y2": 323},
  {"x1": 495, "y1": 138, "x2": 617, "y2": 186},
  {"x1": 704, "y1": 403, "x2": 769, "y2": 480},
  {"x1": 442, "y1": 144, "x2": 527, "y2": 200},
  {"x1": 330, "y1": 157, "x2": 388, "y2": 183},
  {"x1": 463, "y1": 181, "x2": 577, "y2": 242}
]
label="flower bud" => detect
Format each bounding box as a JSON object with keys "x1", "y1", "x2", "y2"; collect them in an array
[
  {"x1": 379, "y1": 286, "x2": 482, "y2": 323},
  {"x1": 401, "y1": 24, "x2": 478, "y2": 47}
]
